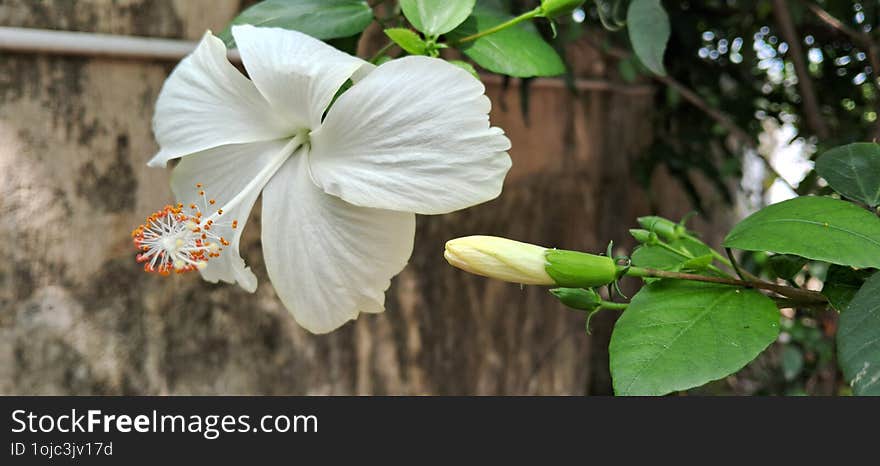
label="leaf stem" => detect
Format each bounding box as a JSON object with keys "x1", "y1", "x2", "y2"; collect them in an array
[
  {"x1": 625, "y1": 266, "x2": 828, "y2": 305},
  {"x1": 451, "y1": 7, "x2": 543, "y2": 44}
]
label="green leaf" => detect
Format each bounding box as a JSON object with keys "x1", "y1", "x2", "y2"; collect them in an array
[
  {"x1": 384, "y1": 28, "x2": 428, "y2": 55},
  {"x1": 823, "y1": 265, "x2": 870, "y2": 311},
  {"x1": 723, "y1": 196, "x2": 880, "y2": 270},
  {"x1": 610, "y1": 281, "x2": 780, "y2": 396},
  {"x1": 815, "y1": 142, "x2": 880, "y2": 208},
  {"x1": 447, "y1": 6, "x2": 565, "y2": 77},
  {"x1": 218, "y1": 0, "x2": 373, "y2": 47},
  {"x1": 448, "y1": 59, "x2": 479, "y2": 78},
  {"x1": 838, "y1": 272, "x2": 880, "y2": 395},
  {"x1": 631, "y1": 237, "x2": 712, "y2": 272},
  {"x1": 400, "y1": 0, "x2": 476, "y2": 36},
  {"x1": 327, "y1": 34, "x2": 362, "y2": 55},
  {"x1": 626, "y1": 0, "x2": 670, "y2": 75},
  {"x1": 767, "y1": 254, "x2": 808, "y2": 280}
]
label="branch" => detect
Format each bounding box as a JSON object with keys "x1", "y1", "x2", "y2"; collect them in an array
[
  {"x1": 626, "y1": 266, "x2": 829, "y2": 304},
  {"x1": 773, "y1": 0, "x2": 830, "y2": 139},
  {"x1": 653, "y1": 74, "x2": 754, "y2": 144},
  {"x1": 588, "y1": 38, "x2": 797, "y2": 191},
  {"x1": 804, "y1": 0, "x2": 880, "y2": 139}
]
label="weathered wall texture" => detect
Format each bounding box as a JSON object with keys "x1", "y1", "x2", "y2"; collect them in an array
[{"x1": 0, "y1": 1, "x2": 722, "y2": 395}]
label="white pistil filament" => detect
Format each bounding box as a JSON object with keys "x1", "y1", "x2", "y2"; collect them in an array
[{"x1": 131, "y1": 184, "x2": 238, "y2": 276}]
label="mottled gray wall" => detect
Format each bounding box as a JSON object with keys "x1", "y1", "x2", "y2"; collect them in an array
[{"x1": 0, "y1": 0, "x2": 718, "y2": 395}]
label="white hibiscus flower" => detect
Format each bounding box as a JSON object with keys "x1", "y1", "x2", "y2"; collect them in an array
[{"x1": 134, "y1": 25, "x2": 511, "y2": 333}]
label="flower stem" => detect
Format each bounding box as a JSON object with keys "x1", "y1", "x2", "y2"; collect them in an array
[
  {"x1": 599, "y1": 300, "x2": 628, "y2": 310},
  {"x1": 370, "y1": 41, "x2": 396, "y2": 63},
  {"x1": 625, "y1": 266, "x2": 828, "y2": 305},
  {"x1": 451, "y1": 7, "x2": 543, "y2": 44}
]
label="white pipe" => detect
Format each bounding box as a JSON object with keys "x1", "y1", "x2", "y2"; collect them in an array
[
  {"x1": 0, "y1": 26, "x2": 652, "y2": 95},
  {"x1": 0, "y1": 26, "x2": 240, "y2": 62}
]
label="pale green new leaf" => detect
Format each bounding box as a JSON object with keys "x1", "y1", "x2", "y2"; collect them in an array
[
  {"x1": 449, "y1": 60, "x2": 479, "y2": 78},
  {"x1": 384, "y1": 28, "x2": 428, "y2": 55},
  {"x1": 631, "y1": 237, "x2": 712, "y2": 272},
  {"x1": 400, "y1": 0, "x2": 476, "y2": 36}
]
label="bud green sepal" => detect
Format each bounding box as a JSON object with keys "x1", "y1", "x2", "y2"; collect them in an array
[
  {"x1": 637, "y1": 216, "x2": 687, "y2": 241},
  {"x1": 540, "y1": 0, "x2": 586, "y2": 18},
  {"x1": 545, "y1": 249, "x2": 618, "y2": 288},
  {"x1": 550, "y1": 287, "x2": 602, "y2": 311},
  {"x1": 629, "y1": 228, "x2": 656, "y2": 244}
]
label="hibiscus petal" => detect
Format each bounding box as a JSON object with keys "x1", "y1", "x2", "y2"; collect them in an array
[
  {"x1": 309, "y1": 56, "x2": 512, "y2": 215},
  {"x1": 232, "y1": 25, "x2": 368, "y2": 130},
  {"x1": 261, "y1": 152, "x2": 415, "y2": 334},
  {"x1": 170, "y1": 139, "x2": 298, "y2": 292},
  {"x1": 150, "y1": 32, "x2": 290, "y2": 168}
]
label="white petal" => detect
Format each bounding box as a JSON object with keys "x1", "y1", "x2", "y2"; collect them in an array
[
  {"x1": 261, "y1": 153, "x2": 415, "y2": 334},
  {"x1": 150, "y1": 32, "x2": 290, "y2": 168},
  {"x1": 232, "y1": 25, "x2": 366, "y2": 130},
  {"x1": 309, "y1": 56, "x2": 512, "y2": 215},
  {"x1": 170, "y1": 139, "x2": 298, "y2": 292}
]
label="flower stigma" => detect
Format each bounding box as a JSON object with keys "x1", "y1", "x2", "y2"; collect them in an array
[{"x1": 131, "y1": 184, "x2": 236, "y2": 276}]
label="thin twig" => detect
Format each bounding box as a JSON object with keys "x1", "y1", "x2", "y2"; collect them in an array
[
  {"x1": 587, "y1": 37, "x2": 798, "y2": 192},
  {"x1": 773, "y1": 0, "x2": 830, "y2": 139}
]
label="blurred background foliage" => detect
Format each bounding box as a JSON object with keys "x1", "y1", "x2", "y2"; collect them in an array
[{"x1": 456, "y1": 0, "x2": 876, "y2": 395}]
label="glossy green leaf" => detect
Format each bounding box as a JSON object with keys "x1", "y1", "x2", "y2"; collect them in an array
[
  {"x1": 384, "y1": 28, "x2": 428, "y2": 55},
  {"x1": 823, "y1": 265, "x2": 870, "y2": 311},
  {"x1": 723, "y1": 196, "x2": 880, "y2": 269},
  {"x1": 610, "y1": 281, "x2": 780, "y2": 396},
  {"x1": 627, "y1": 0, "x2": 669, "y2": 75},
  {"x1": 400, "y1": 0, "x2": 476, "y2": 36},
  {"x1": 815, "y1": 142, "x2": 880, "y2": 207},
  {"x1": 447, "y1": 6, "x2": 565, "y2": 77},
  {"x1": 838, "y1": 272, "x2": 880, "y2": 395},
  {"x1": 218, "y1": 0, "x2": 373, "y2": 47}
]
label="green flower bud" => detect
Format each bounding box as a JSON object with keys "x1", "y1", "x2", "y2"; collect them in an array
[
  {"x1": 637, "y1": 216, "x2": 686, "y2": 241},
  {"x1": 545, "y1": 249, "x2": 618, "y2": 288},
  {"x1": 540, "y1": 0, "x2": 586, "y2": 18},
  {"x1": 629, "y1": 228, "x2": 652, "y2": 244},
  {"x1": 550, "y1": 287, "x2": 602, "y2": 311}
]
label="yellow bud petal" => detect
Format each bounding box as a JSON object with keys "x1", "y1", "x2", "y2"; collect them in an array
[{"x1": 444, "y1": 236, "x2": 555, "y2": 285}]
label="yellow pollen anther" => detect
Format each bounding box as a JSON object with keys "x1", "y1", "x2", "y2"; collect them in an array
[{"x1": 132, "y1": 187, "x2": 233, "y2": 278}]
